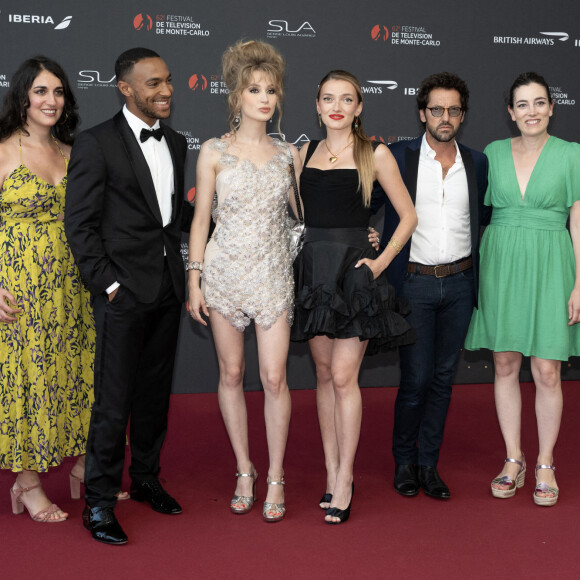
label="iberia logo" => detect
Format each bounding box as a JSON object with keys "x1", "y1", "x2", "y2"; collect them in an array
[
  {"x1": 188, "y1": 74, "x2": 207, "y2": 91},
  {"x1": 133, "y1": 13, "x2": 153, "y2": 31},
  {"x1": 371, "y1": 25, "x2": 389, "y2": 42},
  {"x1": 187, "y1": 187, "x2": 196, "y2": 202}
]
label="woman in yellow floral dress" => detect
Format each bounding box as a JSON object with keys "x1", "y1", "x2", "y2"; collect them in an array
[{"x1": 0, "y1": 57, "x2": 94, "y2": 522}]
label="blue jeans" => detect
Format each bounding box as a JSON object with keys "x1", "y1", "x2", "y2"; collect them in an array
[{"x1": 393, "y1": 268, "x2": 475, "y2": 467}]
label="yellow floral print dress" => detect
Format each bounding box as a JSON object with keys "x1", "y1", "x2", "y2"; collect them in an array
[{"x1": 0, "y1": 138, "x2": 95, "y2": 472}]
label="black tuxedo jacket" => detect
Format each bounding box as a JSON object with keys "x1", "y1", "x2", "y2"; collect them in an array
[
  {"x1": 371, "y1": 135, "x2": 490, "y2": 306},
  {"x1": 65, "y1": 111, "x2": 193, "y2": 303}
]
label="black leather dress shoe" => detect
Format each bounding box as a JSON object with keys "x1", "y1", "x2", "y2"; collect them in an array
[
  {"x1": 82, "y1": 505, "x2": 128, "y2": 545},
  {"x1": 130, "y1": 479, "x2": 182, "y2": 514},
  {"x1": 418, "y1": 466, "x2": 451, "y2": 499},
  {"x1": 394, "y1": 463, "x2": 419, "y2": 497}
]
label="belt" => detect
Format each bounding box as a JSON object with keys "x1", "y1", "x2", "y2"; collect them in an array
[{"x1": 407, "y1": 256, "x2": 472, "y2": 278}]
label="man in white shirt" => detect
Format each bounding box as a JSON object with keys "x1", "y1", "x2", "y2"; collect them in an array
[
  {"x1": 66, "y1": 48, "x2": 193, "y2": 544},
  {"x1": 372, "y1": 72, "x2": 489, "y2": 500}
]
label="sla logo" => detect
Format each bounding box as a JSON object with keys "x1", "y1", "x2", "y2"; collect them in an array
[
  {"x1": 370, "y1": 136, "x2": 385, "y2": 144},
  {"x1": 267, "y1": 20, "x2": 316, "y2": 38},
  {"x1": 77, "y1": 71, "x2": 116, "y2": 90},
  {"x1": 8, "y1": 14, "x2": 72, "y2": 29},
  {"x1": 268, "y1": 132, "x2": 310, "y2": 147},
  {"x1": 134, "y1": 13, "x2": 153, "y2": 31},
  {"x1": 371, "y1": 25, "x2": 389, "y2": 42},
  {"x1": 188, "y1": 74, "x2": 207, "y2": 91}
]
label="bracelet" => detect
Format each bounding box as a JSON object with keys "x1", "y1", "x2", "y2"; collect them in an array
[
  {"x1": 387, "y1": 237, "x2": 403, "y2": 254},
  {"x1": 185, "y1": 261, "x2": 204, "y2": 272}
]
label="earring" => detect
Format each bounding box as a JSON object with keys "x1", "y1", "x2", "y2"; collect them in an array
[
  {"x1": 233, "y1": 113, "x2": 241, "y2": 129},
  {"x1": 354, "y1": 116, "x2": 359, "y2": 130},
  {"x1": 59, "y1": 112, "x2": 69, "y2": 125},
  {"x1": 318, "y1": 114, "x2": 322, "y2": 127}
]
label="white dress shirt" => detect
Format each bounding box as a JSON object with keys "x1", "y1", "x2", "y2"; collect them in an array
[
  {"x1": 122, "y1": 105, "x2": 174, "y2": 225},
  {"x1": 106, "y1": 106, "x2": 175, "y2": 294},
  {"x1": 409, "y1": 134, "x2": 471, "y2": 266}
]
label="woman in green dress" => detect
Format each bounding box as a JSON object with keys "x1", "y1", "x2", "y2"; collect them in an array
[{"x1": 465, "y1": 72, "x2": 580, "y2": 506}]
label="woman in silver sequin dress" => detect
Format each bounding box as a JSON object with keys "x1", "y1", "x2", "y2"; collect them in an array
[{"x1": 187, "y1": 41, "x2": 300, "y2": 522}]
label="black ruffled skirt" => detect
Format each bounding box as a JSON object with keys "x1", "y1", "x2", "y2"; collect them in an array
[{"x1": 291, "y1": 227, "x2": 416, "y2": 355}]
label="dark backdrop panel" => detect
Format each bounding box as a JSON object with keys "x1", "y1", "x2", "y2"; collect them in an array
[{"x1": 2, "y1": 0, "x2": 579, "y2": 392}]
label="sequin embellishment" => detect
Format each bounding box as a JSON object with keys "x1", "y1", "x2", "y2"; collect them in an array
[{"x1": 202, "y1": 138, "x2": 294, "y2": 331}]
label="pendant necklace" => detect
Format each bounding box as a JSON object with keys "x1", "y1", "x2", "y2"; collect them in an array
[{"x1": 324, "y1": 139, "x2": 352, "y2": 164}]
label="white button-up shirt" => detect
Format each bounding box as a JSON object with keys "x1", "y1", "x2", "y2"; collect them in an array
[
  {"x1": 123, "y1": 105, "x2": 174, "y2": 226},
  {"x1": 409, "y1": 134, "x2": 471, "y2": 265}
]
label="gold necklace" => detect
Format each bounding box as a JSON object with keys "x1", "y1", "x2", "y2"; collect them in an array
[{"x1": 324, "y1": 139, "x2": 352, "y2": 164}]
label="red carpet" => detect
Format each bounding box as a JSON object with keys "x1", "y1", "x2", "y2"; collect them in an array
[{"x1": 2, "y1": 383, "x2": 580, "y2": 579}]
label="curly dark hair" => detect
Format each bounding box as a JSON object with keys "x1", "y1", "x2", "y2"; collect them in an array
[
  {"x1": 507, "y1": 72, "x2": 552, "y2": 108},
  {"x1": 416, "y1": 71, "x2": 469, "y2": 114},
  {"x1": 0, "y1": 56, "x2": 79, "y2": 145}
]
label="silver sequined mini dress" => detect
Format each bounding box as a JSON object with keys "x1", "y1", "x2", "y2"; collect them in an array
[{"x1": 201, "y1": 138, "x2": 294, "y2": 332}]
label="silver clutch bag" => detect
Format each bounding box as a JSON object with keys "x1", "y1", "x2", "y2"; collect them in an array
[{"x1": 288, "y1": 148, "x2": 305, "y2": 261}]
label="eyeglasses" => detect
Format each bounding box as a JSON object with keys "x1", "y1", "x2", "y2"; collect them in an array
[{"x1": 425, "y1": 106, "x2": 463, "y2": 118}]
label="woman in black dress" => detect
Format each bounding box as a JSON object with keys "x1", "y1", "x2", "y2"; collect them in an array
[{"x1": 292, "y1": 70, "x2": 417, "y2": 524}]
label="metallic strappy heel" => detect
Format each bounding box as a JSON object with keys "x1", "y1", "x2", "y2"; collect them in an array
[
  {"x1": 534, "y1": 464, "x2": 559, "y2": 507},
  {"x1": 263, "y1": 477, "x2": 285, "y2": 523},
  {"x1": 230, "y1": 467, "x2": 257, "y2": 514},
  {"x1": 491, "y1": 455, "x2": 526, "y2": 498}
]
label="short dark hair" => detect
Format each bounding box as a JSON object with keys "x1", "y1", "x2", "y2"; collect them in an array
[
  {"x1": 115, "y1": 47, "x2": 160, "y2": 82},
  {"x1": 0, "y1": 55, "x2": 79, "y2": 144},
  {"x1": 508, "y1": 72, "x2": 552, "y2": 108},
  {"x1": 416, "y1": 72, "x2": 469, "y2": 113}
]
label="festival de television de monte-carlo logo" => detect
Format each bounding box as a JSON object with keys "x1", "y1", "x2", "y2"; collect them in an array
[
  {"x1": 371, "y1": 24, "x2": 441, "y2": 46},
  {"x1": 133, "y1": 13, "x2": 210, "y2": 36},
  {"x1": 188, "y1": 74, "x2": 207, "y2": 92},
  {"x1": 188, "y1": 73, "x2": 230, "y2": 95}
]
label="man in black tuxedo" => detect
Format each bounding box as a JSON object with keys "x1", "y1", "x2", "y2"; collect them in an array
[{"x1": 65, "y1": 47, "x2": 192, "y2": 544}]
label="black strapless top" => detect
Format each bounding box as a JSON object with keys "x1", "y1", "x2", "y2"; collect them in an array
[{"x1": 299, "y1": 140, "x2": 375, "y2": 229}]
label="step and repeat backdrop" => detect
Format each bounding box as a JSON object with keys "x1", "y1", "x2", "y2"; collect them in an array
[{"x1": 1, "y1": 0, "x2": 579, "y2": 391}]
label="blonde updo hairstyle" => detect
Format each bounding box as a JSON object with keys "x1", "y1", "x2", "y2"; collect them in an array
[
  {"x1": 222, "y1": 40, "x2": 285, "y2": 134},
  {"x1": 317, "y1": 70, "x2": 375, "y2": 207}
]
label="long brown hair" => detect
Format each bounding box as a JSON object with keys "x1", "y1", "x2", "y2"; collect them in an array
[
  {"x1": 317, "y1": 70, "x2": 374, "y2": 206},
  {"x1": 0, "y1": 56, "x2": 78, "y2": 144}
]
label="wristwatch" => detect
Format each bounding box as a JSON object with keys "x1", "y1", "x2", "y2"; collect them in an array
[{"x1": 185, "y1": 261, "x2": 203, "y2": 272}]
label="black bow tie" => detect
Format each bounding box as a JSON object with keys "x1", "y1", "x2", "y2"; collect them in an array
[{"x1": 140, "y1": 127, "x2": 164, "y2": 143}]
